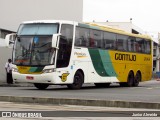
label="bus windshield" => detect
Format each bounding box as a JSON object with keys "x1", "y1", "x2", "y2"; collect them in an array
[
  {"x1": 17, "y1": 23, "x2": 58, "y2": 35},
  {"x1": 13, "y1": 23, "x2": 59, "y2": 66}
]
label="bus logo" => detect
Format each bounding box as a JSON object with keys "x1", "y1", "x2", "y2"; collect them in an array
[
  {"x1": 115, "y1": 53, "x2": 136, "y2": 61},
  {"x1": 59, "y1": 73, "x2": 69, "y2": 82},
  {"x1": 74, "y1": 52, "x2": 87, "y2": 58}
]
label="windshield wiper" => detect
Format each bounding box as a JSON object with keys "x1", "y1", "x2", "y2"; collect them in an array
[{"x1": 34, "y1": 42, "x2": 51, "y2": 48}]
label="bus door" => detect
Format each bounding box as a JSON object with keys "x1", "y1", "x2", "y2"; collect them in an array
[{"x1": 56, "y1": 24, "x2": 73, "y2": 81}]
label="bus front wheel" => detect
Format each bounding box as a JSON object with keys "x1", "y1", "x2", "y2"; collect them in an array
[
  {"x1": 67, "y1": 71, "x2": 84, "y2": 89},
  {"x1": 34, "y1": 83, "x2": 49, "y2": 90}
]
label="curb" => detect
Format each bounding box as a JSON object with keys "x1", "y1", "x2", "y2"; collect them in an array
[{"x1": 0, "y1": 96, "x2": 160, "y2": 109}]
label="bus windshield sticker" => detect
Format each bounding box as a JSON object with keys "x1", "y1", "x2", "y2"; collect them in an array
[{"x1": 34, "y1": 36, "x2": 39, "y2": 44}]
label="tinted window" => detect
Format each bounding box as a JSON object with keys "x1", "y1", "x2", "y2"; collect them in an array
[
  {"x1": 144, "y1": 40, "x2": 151, "y2": 54},
  {"x1": 75, "y1": 26, "x2": 151, "y2": 54},
  {"x1": 103, "y1": 32, "x2": 116, "y2": 49},
  {"x1": 135, "y1": 38, "x2": 145, "y2": 52},
  {"x1": 116, "y1": 35, "x2": 128, "y2": 51},
  {"x1": 128, "y1": 37, "x2": 136, "y2": 52},
  {"x1": 57, "y1": 24, "x2": 73, "y2": 68},
  {"x1": 18, "y1": 23, "x2": 58, "y2": 35},
  {"x1": 90, "y1": 30, "x2": 103, "y2": 48},
  {"x1": 75, "y1": 27, "x2": 89, "y2": 47}
]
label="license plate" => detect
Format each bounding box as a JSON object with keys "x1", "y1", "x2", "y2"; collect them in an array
[{"x1": 26, "y1": 76, "x2": 34, "y2": 80}]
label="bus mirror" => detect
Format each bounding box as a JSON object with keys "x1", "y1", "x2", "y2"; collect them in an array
[
  {"x1": 5, "y1": 33, "x2": 16, "y2": 47},
  {"x1": 52, "y1": 33, "x2": 61, "y2": 49}
]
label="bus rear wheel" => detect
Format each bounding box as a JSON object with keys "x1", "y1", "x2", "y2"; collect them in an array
[
  {"x1": 67, "y1": 71, "x2": 84, "y2": 89},
  {"x1": 133, "y1": 72, "x2": 141, "y2": 87},
  {"x1": 34, "y1": 83, "x2": 49, "y2": 90},
  {"x1": 120, "y1": 71, "x2": 134, "y2": 87}
]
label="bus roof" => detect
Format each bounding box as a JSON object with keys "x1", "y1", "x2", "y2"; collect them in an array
[
  {"x1": 20, "y1": 20, "x2": 151, "y2": 40},
  {"x1": 79, "y1": 22, "x2": 152, "y2": 40},
  {"x1": 21, "y1": 20, "x2": 75, "y2": 25}
]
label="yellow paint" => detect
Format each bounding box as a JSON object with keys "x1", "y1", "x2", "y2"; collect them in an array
[
  {"x1": 61, "y1": 73, "x2": 69, "y2": 82},
  {"x1": 17, "y1": 66, "x2": 42, "y2": 74},
  {"x1": 86, "y1": 22, "x2": 151, "y2": 40},
  {"x1": 17, "y1": 66, "x2": 30, "y2": 74},
  {"x1": 109, "y1": 51, "x2": 152, "y2": 82},
  {"x1": 77, "y1": 56, "x2": 87, "y2": 58}
]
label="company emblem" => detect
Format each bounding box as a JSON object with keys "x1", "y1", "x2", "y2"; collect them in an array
[{"x1": 59, "y1": 73, "x2": 69, "y2": 82}]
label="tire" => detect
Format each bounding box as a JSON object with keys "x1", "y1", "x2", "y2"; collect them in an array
[
  {"x1": 133, "y1": 72, "x2": 141, "y2": 87},
  {"x1": 34, "y1": 83, "x2": 49, "y2": 90},
  {"x1": 67, "y1": 71, "x2": 84, "y2": 89},
  {"x1": 126, "y1": 71, "x2": 134, "y2": 87},
  {"x1": 94, "y1": 83, "x2": 110, "y2": 88},
  {"x1": 120, "y1": 71, "x2": 134, "y2": 87}
]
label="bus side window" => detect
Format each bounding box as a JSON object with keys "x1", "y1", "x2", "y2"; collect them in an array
[
  {"x1": 103, "y1": 32, "x2": 116, "y2": 50},
  {"x1": 128, "y1": 37, "x2": 136, "y2": 52},
  {"x1": 141, "y1": 39, "x2": 146, "y2": 53},
  {"x1": 75, "y1": 28, "x2": 81, "y2": 46},
  {"x1": 89, "y1": 30, "x2": 95, "y2": 47},
  {"x1": 147, "y1": 41, "x2": 151, "y2": 54},
  {"x1": 144, "y1": 40, "x2": 151, "y2": 54},
  {"x1": 75, "y1": 27, "x2": 89, "y2": 47},
  {"x1": 90, "y1": 29, "x2": 103, "y2": 48},
  {"x1": 135, "y1": 38, "x2": 144, "y2": 53},
  {"x1": 116, "y1": 34, "x2": 128, "y2": 51}
]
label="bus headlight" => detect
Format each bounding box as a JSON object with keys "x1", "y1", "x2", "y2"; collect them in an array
[
  {"x1": 12, "y1": 68, "x2": 19, "y2": 72},
  {"x1": 42, "y1": 69, "x2": 55, "y2": 73}
]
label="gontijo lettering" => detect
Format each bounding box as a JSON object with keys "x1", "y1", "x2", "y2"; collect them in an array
[{"x1": 115, "y1": 53, "x2": 136, "y2": 61}]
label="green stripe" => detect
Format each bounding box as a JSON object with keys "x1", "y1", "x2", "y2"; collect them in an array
[
  {"x1": 78, "y1": 23, "x2": 101, "y2": 31},
  {"x1": 88, "y1": 49, "x2": 117, "y2": 77},
  {"x1": 78, "y1": 23, "x2": 90, "y2": 28}
]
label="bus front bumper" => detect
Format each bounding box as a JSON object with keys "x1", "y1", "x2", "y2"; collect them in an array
[{"x1": 12, "y1": 72, "x2": 61, "y2": 84}]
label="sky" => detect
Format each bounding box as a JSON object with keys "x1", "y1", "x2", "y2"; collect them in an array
[{"x1": 83, "y1": 0, "x2": 160, "y2": 34}]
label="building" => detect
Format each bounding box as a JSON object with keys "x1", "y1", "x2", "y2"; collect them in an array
[
  {"x1": 0, "y1": 0, "x2": 83, "y2": 32},
  {"x1": 0, "y1": 28, "x2": 14, "y2": 39},
  {"x1": 0, "y1": 0, "x2": 83, "y2": 83}
]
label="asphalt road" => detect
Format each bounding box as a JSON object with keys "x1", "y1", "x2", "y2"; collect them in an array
[{"x1": 0, "y1": 80, "x2": 160, "y2": 103}]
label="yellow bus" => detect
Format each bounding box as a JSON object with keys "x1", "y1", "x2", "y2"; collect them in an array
[{"x1": 6, "y1": 20, "x2": 152, "y2": 89}]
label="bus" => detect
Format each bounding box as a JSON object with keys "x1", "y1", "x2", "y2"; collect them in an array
[{"x1": 6, "y1": 20, "x2": 152, "y2": 89}]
